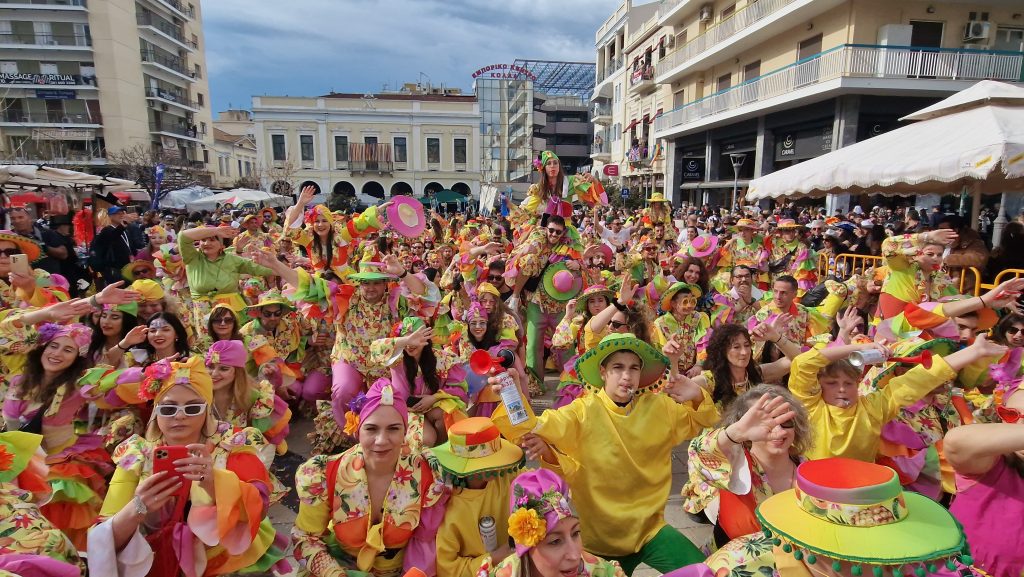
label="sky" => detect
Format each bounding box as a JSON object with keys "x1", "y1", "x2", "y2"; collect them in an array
[{"x1": 203, "y1": 0, "x2": 623, "y2": 113}]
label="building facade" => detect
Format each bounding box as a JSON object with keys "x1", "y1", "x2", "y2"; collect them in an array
[
  {"x1": 0, "y1": 0, "x2": 214, "y2": 180},
  {"x1": 251, "y1": 86, "x2": 481, "y2": 205},
  {"x1": 212, "y1": 109, "x2": 256, "y2": 188},
  {"x1": 593, "y1": 0, "x2": 1024, "y2": 211}
]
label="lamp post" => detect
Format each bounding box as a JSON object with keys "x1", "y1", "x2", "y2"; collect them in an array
[{"x1": 729, "y1": 153, "x2": 747, "y2": 212}]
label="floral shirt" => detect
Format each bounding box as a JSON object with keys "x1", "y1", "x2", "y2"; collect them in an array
[
  {"x1": 241, "y1": 316, "x2": 305, "y2": 365},
  {"x1": 292, "y1": 446, "x2": 448, "y2": 577},
  {"x1": 0, "y1": 449, "x2": 80, "y2": 569},
  {"x1": 881, "y1": 233, "x2": 957, "y2": 316},
  {"x1": 477, "y1": 551, "x2": 626, "y2": 577},
  {"x1": 652, "y1": 312, "x2": 712, "y2": 372}
]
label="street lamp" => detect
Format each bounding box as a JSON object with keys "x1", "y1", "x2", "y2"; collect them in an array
[{"x1": 729, "y1": 153, "x2": 747, "y2": 212}]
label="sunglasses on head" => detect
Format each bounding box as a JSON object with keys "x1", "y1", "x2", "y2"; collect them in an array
[
  {"x1": 156, "y1": 402, "x2": 207, "y2": 418},
  {"x1": 469, "y1": 321, "x2": 488, "y2": 328},
  {"x1": 996, "y1": 405, "x2": 1023, "y2": 423},
  {"x1": 0, "y1": 248, "x2": 22, "y2": 257}
]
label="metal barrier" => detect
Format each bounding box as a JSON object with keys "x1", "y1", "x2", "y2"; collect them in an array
[{"x1": 815, "y1": 253, "x2": 999, "y2": 297}]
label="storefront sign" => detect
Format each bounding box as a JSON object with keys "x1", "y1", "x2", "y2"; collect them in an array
[
  {"x1": 681, "y1": 158, "x2": 704, "y2": 181},
  {"x1": 603, "y1": 164, "x2": 619, "y2": 176},
  {"x1": 0, "y1": 73, "x2": 77, "y2": 86},
  {"x1": 31, "y1": 128, "x2": 94, "y2": 140},
  {"x1": 775, "y1": 125, "x2": 834, "y2": 161},
  {"x1": 471, "y1": 64, "x2": 537, "y2": 81},
  {"x1": 35, "y1": 89, "x2": 76, "y2": 100}
]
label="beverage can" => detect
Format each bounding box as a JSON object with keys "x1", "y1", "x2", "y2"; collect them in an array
[
  {"x1": 848, "y1": 348, "x2": 887, "y2": 367},
  {"x1": 479, "y1": 516, "x2": 497, "y2": 552}
]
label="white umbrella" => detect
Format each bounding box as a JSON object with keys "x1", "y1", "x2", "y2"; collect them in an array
[
  {"x1": 161, "y1": 185, "x2": 219, "y2": 209},
  {"x1": 745, "y1": 80, "x2": 1024, "y2": 201},
  {"x1": 0, "y1": 164, "x2": 137, "y2": 192},
  {"x1": 186, "y1": 188, "x2": 293, "y2": 211}
]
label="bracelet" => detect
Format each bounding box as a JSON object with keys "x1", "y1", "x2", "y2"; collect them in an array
[
  {"x1": 116, "y1": 342, "x2": 130, "y2": 351},
  {"x1": 612, "y1": 301, "x2": 627, "y2": 312},
  {"x1": 724, "y1": 426, "x2": 742, "y2": 444},
  {"x1": 978, "y1": 294, "x2": 987, "y2": 308},
  {"x1": 773, "y1": 336, "x2": 784, "y2": 344},
  {"x1": 398, "y1": 270, "x2": 408, "y2": 279},
  {"x1": 89, "y1": 295, "x2": 101, "y2": 309}
]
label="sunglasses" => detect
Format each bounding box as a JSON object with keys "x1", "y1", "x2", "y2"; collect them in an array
[
  {"x1": 262, "y1": 309, "x2": 285, "y2": 318},
  {"x1": 212, "y1": 316, "x2": 234, "y2": 325},
  {"x1": 996, "y1": 405, "x2": 1023, "y2": 423},
  {"x1": 487, "y1": 275, "x2": 503, "y2": 283},
  {"x1": 546, "y1": 228, "x2": 564, "y2": 235},
  {"x1": 1005, "y1": 326, "x2": 1024, "y2": 336},
  {"x1": 677, "y1": 296, "x2": 698, "y2": 307},
  {"x1": 0, "y1": 248, "x2": 22, "y2": 257},
  {"x1": 155, "y1": 402, "x2": 207, "y2": 418},
  {"x1": 609, "y1": 320, "x2": 629, "y2": 329}
]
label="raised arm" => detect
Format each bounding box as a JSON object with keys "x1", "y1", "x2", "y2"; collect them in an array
[
  {"x1": 285, "y1": 185, "x2": 316, "y2": 228},
  {"x1": 944, "y1": 422, "x2": 1024, "y2": 476},
  {"x1": 253, "y1": 250, "x2": 299, "y2": 287}
]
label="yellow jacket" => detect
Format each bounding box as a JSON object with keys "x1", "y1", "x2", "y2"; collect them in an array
[
  {"x1": 533, "y1": 388, "x2": 718, "y2": 557},
  {"x1": 435, "y1": 481, "x2": 511, "y2": 577},
  {"x1": 788, "y1": 349, "x2": 956, "y2": 461}
]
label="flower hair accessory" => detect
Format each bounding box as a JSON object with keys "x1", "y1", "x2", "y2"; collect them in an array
[
  {"x1": 462, "y1": 300, "x2": 488, "y2": 323},
  {"x1": 507, "y1": 469, "x2": 576, "y2": 556},
  {"x1": 139, "y1": 356, "x2": 213, "y2": 404},
  {"x1": 38, "y1": 322, "x2": 92, "y2": 357}
]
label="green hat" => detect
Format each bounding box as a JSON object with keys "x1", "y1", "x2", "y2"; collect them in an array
[
  {"x1": 538, "y1": 150, "x2": 559, "y2": 169},
  {"x1": 659, "y1": 282, "x2": 702, "y2": 314},
  {"x1": 864, "y1": 338, "x2": 958, "y2": 390},
  {"x1": 111, "y1": 301, "x2": 139, "y2": 317},
  {"x1": 574, "y1": 333, "x2": 668, "y2": 391},
  {"x1": 349, "y1": 261, "x2": 398, "y2": 282},
  {"x1": 0, "y1": 431, "x2": 43, "y2": 483},
  {"x1": 246, "y1": 289, "x2": 294, "y2": 311}
]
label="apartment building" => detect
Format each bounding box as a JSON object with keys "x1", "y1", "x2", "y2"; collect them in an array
[
  {"x1": 594, "y1": 0, "x2": 1024, "y2": 210},
  {"x1": 0, "y1": 0, "x2": 214, "y2": 180},
  {"x1": 212, "y1": 109, "x2": 255, "y2": 188},
  {"x1": 251, "y1": 85, "x2": 481, "y2": 205}
]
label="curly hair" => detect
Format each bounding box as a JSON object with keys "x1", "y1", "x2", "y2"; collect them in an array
[
  {"x1": 704, "y1": 323, "x2": 763, "y2": 407},
  {"x1": 718, "y1": 384, "x2": 813, "y2": 456}
]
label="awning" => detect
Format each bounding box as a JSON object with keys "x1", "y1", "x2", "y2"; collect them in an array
[
  {"x1": 431, "y1": 189, "x2": 466, "y2": 204},
  {"x1": 623, "y1": 119, "x2": 639, "y2": 133}
]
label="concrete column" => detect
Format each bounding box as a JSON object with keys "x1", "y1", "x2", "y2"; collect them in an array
[
  {"x1": 664, "y1": 139, "x2": 678, "y2": 205},
  {"x1": 754, "y1": 115, "x2": 772, "y2": 178},
  {"x1": 993, "y1": 192, "x2": 1009, "y2": 248},
  {"x1": 825, "y1": 95, "x2": 860, "y2": 215}
]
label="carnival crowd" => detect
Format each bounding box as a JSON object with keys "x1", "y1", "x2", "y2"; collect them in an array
[{"x1": 0, "y1": 149, "x2": 1022, "y2": 577}]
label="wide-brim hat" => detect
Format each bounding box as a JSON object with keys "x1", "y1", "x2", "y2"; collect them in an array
[
  {"x1": 583, "y1": 243, "x2": 613, "y2": 265},
  {"x1": 121, "y1": 260, "x2": 156, "y2": 282},
  {"x1": 246, "y1": 289, "x2": 294, "y2": 311},
  {"x1": 432, "y1": 417, "x2": 525, "y2": 483},
  {"x1": 865, "y1": 337, "x2": 957, "y2": 390},
  {"x1": 575, "y1": 333, "x2": 667, "y2": 391},
  {"x1": 687, "y1": 234, "x2": 719, "y2": 258},
  {"x1": 757, "y1": 458, "x2": 971, "y2": 570},
  {"x1": 0, "y1": 231, "x2": 42, "y2": 262},
  {"x1": 776, "y1": 219, "x2": 803, "y2": 230},
  {"x1": 349, "y1": 261, "x2": 398, "y2": 282},
  {"x1": 648, "y1": 192, "x2": 669, "y2": 203},
  {"x1": 541, "y1": 262, "x2": 583, "y2": 302},
  {"x1": 733, "y1": 218, "x2": 758, "y2": 230},
  {"x1": 387, "y1": 195, "x2": 426, "y2": 238},
  {"x1": 660, "y1": 281, "x2": 702, "y2": 314},
  {"x1": 575, "y1": 284, "x2": 616, "y2": 315}
]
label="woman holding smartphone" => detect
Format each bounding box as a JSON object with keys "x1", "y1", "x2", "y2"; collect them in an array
[{"x1": 88, "y1": 356, "x2": 288, "y2": 577}]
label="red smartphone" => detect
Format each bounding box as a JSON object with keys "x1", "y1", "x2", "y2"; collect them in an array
[{"x1": 153, "y1": 445, "x2": 192, "y2": 492}]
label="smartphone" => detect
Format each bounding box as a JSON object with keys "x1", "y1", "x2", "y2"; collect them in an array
[
  {"x1": 9, "y1": 254, "x2": 30, "y2": 276},
  {"x1": 152, "y1": 445, "x2": 192, "y2": 491},
  {"x1": 406, "y1": 396, "x2": 422, "y2": 408}
]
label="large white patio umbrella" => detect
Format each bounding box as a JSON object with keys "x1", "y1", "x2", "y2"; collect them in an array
[
  {"x1": 185, "y1": 188, "x2": 293, "y2": 211},
  {"x1": 0, "y1": 164, "x2": 136, "y2": 192},
  {"x1": 745, "y1": 81, "x2": 1024, "y2": 226}
]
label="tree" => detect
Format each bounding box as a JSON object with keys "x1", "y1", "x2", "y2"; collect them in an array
[{"x1": 106, "y1": 144, "x2": 203, "y2": 204}]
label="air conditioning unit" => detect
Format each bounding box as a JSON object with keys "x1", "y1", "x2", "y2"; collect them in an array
[
  {"x1": 963, "y1": 21, "x2": 991, "y2": 42},
  {"x1": 699, "y1": 4, "x2": 714, "y2": 22}
]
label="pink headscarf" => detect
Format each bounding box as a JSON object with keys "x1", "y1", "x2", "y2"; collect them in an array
[
  {"x1": 38, "y1": 323, "x2": 92, "y2": 356},
  {"x1": 508, "y1": 469, "x2": 577, "y2": 557},
  {"x1": 358, "y1": 378, "x2": 408, "y2": 426},
  {"x1": 462, "y1": 300, "x2": 488, "y2": 323},
  {"x1": 205, "y1": 340, "x2": 246, "y2": 368}
]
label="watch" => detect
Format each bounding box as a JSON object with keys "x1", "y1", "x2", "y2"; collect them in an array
[{"x1": 133, "y1": 495, "x2": 148, "y2": 516}]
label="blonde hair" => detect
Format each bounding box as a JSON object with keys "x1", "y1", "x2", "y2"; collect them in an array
[
  {"x1": 718, "y1": 384, "x2": 813, "y2": 456},
  {"x1": 145, "y1": 383, "x2": 219, "y2": 441}
]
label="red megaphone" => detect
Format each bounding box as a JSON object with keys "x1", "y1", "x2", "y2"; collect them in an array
[
  {"x1": 891, "y1": 349, "x2": 933, "y2": 370},
  {"x1": 470, "y1": 349, "x2": 516, "y2": 376},
  {"x1": 402, "y1": 569, "x2": 427, "y2": 577}
]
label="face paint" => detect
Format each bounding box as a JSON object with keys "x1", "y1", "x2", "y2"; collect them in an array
[{"x1": 149, "y1": 318, "x2": 171, "y2": 330}]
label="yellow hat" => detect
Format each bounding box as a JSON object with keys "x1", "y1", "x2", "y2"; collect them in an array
[
  {"x1": 131, "y1": 279, "x2": 165, "y2": 301},
  {"x1": 139, "y1": 356, "x2": 213, "y2": 405}
]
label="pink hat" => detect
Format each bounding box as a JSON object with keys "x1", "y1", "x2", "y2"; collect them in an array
[
  {"x1": 508, "y1": 469, "x2": 577, "y2": 557},
  {"x1": 358, "y1": 378, "x2": 408, "y2": 426},
  {"x1": 38, "y1": 323, "x2": 92, "y2": 356},
  {"x1": 205, "y1": 340, "x2": 247, "y2": 368},
  {"x1": 687, "y1": 234, "x2": 719, "y2": 258}
]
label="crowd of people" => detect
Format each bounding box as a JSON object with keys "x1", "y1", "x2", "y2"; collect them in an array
[{"x1": 0, "y1": 149, "x2": 1023, "y2": 577}]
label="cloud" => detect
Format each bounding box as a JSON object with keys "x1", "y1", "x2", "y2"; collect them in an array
[{"x1": 202, "y1": 0, "x2": 621, "y2": 111}]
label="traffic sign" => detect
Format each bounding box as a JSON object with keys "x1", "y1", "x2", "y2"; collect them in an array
[{"x1": 621, "y1": 187, "x2": 630, "y2": 198}]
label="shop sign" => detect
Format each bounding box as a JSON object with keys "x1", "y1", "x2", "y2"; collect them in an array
[
  {"x1": 603, "y1": 164, "x2": 619, "y2": 176},
  {"x1": 35, "y1": 89, "x2": 76, "y2": 100},
  {"x1": 681, "y1": 158, "x2": 704, "y2": 181},
  {"x1": 471, "y1": 64, "x2": 537, "y2": 81},
  {"x1": 0, "y1": 73, "x2": 77, "y2": 86},
  {"x1": 31, "y1": 128, "x2": 94, "y2": 140},
  {"x1": 775, "y1": 125, "x2": 834, "y2": 161}
]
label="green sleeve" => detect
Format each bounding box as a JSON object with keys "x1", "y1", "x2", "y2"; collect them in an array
[{"x1": 178, "y1": 231, "x2": 199, "y2": 264}]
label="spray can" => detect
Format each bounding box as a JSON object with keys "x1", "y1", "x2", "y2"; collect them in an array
[
  {"x1": 479, "y1": 516, "x2": 498, "y2": 552},
  {"x1": 493, "y1": 350, "x2": 529, "y2": 425},
  {"x1": 848, "y1": 348, "x2": 887, "y2": 367}
]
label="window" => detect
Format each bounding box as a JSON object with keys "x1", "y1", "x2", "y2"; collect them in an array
[
  {"x1": 721, "y1": 4, "x2": 736, "y2": 19},
  {"x1": 271, "y1": 134, "x2": 286, "y2": 161},
  {"x1": 199, "y1": 121, "x2": 207, "y2": 134},
  {"x1": 300, "y1": 134, "x2": 314, "y2": 162},
  {"x1": 193, "y1": 64, "x2": 201, "y2": 78},
  {"x1": 717, "y1": 73, "x2": 731, "y2": 91},
  {"x1": 244, "y1": 161, "x2": 252, "y2": 175},
  {"x1": 197, "y1": 92, "x2": 204, "y2": 106},
  {"x1": 40, "y1": 62, "x2": 58, "y2": 75},
  {"x1": 334, "y1": 135, "x2": 348, "y2": 162},
  {"x1": 202, "y1": 149, "x2": 209, "y2": 163},
  {"x1": 743, "y1": 60, "x2": 761, "y2": 82},
  {"x1": 427, "y1": 137, "x2": 440, "y2": 164},
  {"x1": 454, "y1": 138, "x2": 467, "y2": 164},
  {"x1": 218, "y1": 157, "x2": 226, "y2": 176},
  {"x1": 394, "y1": 136, "x2": 407, "y2": 163},
  {"x1": 237, "y1": 159, "x2": 242, "y2": 175},
  {"x1": 191, "y1": 33, "x2": 198, "y2": 47},
  {"x1": 0, "y1": 62, "x2": 16, "y2": 74}
]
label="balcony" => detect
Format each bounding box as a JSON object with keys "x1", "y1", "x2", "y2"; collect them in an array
[
  {"x1": 592, "y1": 102, "x2": 612, "y2": 125},
  {"x1": 0, "y1": 110, "x2": 100, "y2": 125},
  {"x1": 145, "y1": 87, "x2": 199, "y2": 111},
  {"x1": 137, "y1": 12, "x2": 197, "y2": 52},
  {"x1": 145, "y1": 0, "x2": 194, "y2": 20},
  {"x1": 140, "y1": 49, "x2": 195, "y2": 82},
  {"x1": 629, "y1": 66, "x2": 657, "y2": 95},
  {"x1": 656, "y1": 0, "x2": 694, "y2": 26},
  {"x1": 0, "y1": 0, "x2": 87, "y2": 9},
  {"x1": 656, "y1": 0, "x2": 845, "y2": 86},
  {"x1": 0, "y1": 32, "x2": 91, "y2": 48},
  {"x1": 348, "y1": 142, "x2": 394, "y2": 174},
  {"x1": 149, "y1": 121, "x2": 202, "y2": 142},
  {"x1": 655, "y1": 44, "x2": 1024, "y2": 138},
  {"x1": 591, "y1": 128, "x2": 611, "y2": 161},
  {"x1": 596, "y1": 56, "x2": 624, "y2": 85}
]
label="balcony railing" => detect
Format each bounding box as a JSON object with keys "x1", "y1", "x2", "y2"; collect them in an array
[
  {"x1": 140, "y1": 49, "x2": 190, "y2": 76},
  {"x1": 592, "y1": 128, "x2": 611, "y2": 155},
  {"x1": 657, "y1": 0, "x2": 796, "y2": 80},
  {"x1": 149, "y1": 121, "x2": 197, "y2": 138},
  {"x1": 592, "y1": 103, "x2": 612, "y2": 118},
  {"x1": 349, "y1": 142, "x2": 394, "y2": 173},
  {"x1": 0, "y1": 0, "x2": 88, "y2": 6},
  {"x1": 597, "y1": 56, "x2": 624, "y2": 84},
  {"x1": 1, "y1": 110, "x2": 98, "y2": 124},
  {"x1": 0, "y1": 32, "x2": 91, "y2": 47},
  {"x1": 656, "y1": 0, "x2": 686, "y2": 22},
  {"x1": 137, "y1": 13, "x2": 195, "y2": 47},
  {"x1": 154, "y1": 0, "x2": 194, "y2": 18},
  {"x1": 656, "y1": 44, "x2": 1024, "y2": 135},
  {"x1": 629, "y1": 66, "x2": 656, "y2": 88},
  {"x1": 145, "y1": 87, "x2": 198, "y2": 108}
]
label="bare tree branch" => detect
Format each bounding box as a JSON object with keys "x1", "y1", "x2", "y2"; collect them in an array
[{"x1": 106, "y1": 144, "x2": 201, "y2": 200}]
